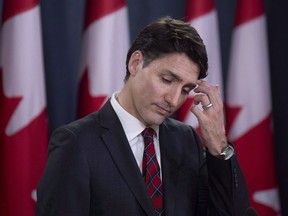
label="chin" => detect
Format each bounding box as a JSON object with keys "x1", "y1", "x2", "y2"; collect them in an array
[
  {"x1": 147, "y1": 116, "x2": 166, "y2": 126},
  {"x1": 142, "y1": 110, "x2": 167, "y2": 126}
]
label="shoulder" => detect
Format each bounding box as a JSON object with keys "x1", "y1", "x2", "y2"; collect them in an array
[
  {"x1": 57, "y1": 99, "x2": 115, "y2": 136},
  {"x1": 47, "y1": 112, "x2": 106, "y2": 159},
  {"x1": 58, "y1": 112, "x2": 99, "y2": 133},
  {"x1": 49, "y1": 112, "x2": 104, "y2": 146},
  {"x1": 67, "y1": 112, "x2": 100, "y2": 132}
]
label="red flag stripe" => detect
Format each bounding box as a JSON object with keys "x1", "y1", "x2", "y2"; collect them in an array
[
  {"x1": 235, "y1": 0, "x2": 264, "y2": 27},
  {"x1": 185, "y1": 0, "x2": 214, "y2": 21},
  {"x1": 84, "y1": 0, "x2": 126, "y2": 30},
  {"x1": 2, "y1": 0, "x2": 38, "y2": 23}
]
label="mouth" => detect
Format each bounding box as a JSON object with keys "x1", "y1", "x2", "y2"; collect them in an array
[{"x1": 156, "y1": 104, "x2": 172, "y2": 115}]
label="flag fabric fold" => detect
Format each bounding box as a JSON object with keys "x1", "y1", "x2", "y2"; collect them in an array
[{"x1": 0, "y1": 0, "x2": 48, "y2": 215}]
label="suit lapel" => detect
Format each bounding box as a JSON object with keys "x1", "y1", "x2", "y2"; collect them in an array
[
  {"x1": 98, "y1": 101, "x2": 155, "y2": 216},
  {"x1": 159, "y1": 122, "x2": 181, "y2": 216}
]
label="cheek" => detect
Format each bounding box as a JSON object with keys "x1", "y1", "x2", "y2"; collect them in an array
[{"x1": 146, "y1": 77, "x2": 163, "y2": 94}]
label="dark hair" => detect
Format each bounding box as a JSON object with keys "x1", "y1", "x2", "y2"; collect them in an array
[{"x1": 124, "y1": 16, "x2": 208, "y2": 82}]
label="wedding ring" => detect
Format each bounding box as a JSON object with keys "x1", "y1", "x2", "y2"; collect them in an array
[{"x1": 202, "y1": 103, "x2": 213, "y2": 110}]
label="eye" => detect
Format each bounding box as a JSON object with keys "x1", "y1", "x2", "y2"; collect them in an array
[
  {"x1": 181, "y1": 88, "x2": 190, "y2": 95},
  {"x1": 162, "y1": 77, "x2": 172, "y2": 84},
  {"x1": 182, "y1": 85, "x2": 195, "y2": 95}
]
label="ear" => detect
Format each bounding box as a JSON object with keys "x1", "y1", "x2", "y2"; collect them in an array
[{"x1": 128, "y1": 50, "x2": 143, "y2": 76}]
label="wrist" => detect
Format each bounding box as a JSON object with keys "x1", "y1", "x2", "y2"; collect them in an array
[
  {"x1": 214, "y1": 144, "x2": 235, "y2": 160},
  {"x1": 206, "y1": 138, "x2": 228, "y2": 155}
]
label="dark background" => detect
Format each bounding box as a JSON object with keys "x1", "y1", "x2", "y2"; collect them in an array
[{"x1": 1, "y1": 0, "x2": 287, "y2": 214}]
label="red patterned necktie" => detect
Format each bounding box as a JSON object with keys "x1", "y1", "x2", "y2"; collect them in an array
[{"x1": 141, "y1": 128, "x2": 164, "y2": 216}]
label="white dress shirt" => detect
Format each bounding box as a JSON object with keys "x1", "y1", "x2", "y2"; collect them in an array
[{"x1": 110, "y1": 92, "x2": 162, "y2": 175}]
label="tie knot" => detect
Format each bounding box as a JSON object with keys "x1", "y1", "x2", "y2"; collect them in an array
[{"x1": 141, "y1": 127, "x2": 155, "y2": 139}]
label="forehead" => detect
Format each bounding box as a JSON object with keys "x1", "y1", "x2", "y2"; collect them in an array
[{"x1": 150, "y1": 53, "x2": 200, "y2": 79}]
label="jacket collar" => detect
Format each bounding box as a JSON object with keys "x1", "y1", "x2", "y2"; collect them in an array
[
  {"x1": 97, "y1": 100, "x2": 179, "y2": 216},
  {"x1": 98, "y1": 101, "x2": 155, "y2": 215}
]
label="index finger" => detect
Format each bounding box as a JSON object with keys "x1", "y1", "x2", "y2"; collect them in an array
[{"x1": 194, "y1": 80, "x2": 222, "y2": 107}]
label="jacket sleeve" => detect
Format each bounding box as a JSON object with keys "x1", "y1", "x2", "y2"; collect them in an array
[
  {"x1": 35, "y1": 126, "x2": 90, "y2": 216},
  {"x1": 191, "y1": 128, "x2": 250, "y2": 216},
  {"x1": 196, "y1": 146, "x2": 250, "y2": 215}
]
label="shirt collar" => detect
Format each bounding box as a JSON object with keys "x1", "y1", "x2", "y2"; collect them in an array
[{"x1": 110, "y1": 92, "x2": 159, "y2": 141}]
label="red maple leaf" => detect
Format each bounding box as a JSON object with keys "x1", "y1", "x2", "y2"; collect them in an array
[
  {"x1": 225, "y1": 104, "x2": 278, "y2": 216},
  {"x1": 77, "y1": 67, "x2": 107, "y2": 118},
  {"x1": 0, "y1": 68, "x2": 48, "y2": 215},
  {"x1": 0, "y1": 68, "x2": 22, "y2": 141}
]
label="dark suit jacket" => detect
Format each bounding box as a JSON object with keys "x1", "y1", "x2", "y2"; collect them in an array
[{"x1": 36, "y1": 100, "x2": 249, "y2": 216}]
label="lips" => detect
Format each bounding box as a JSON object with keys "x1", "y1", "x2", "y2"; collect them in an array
[{"x1": 156, "y1": 104, "x2": 172, "y2": 115}]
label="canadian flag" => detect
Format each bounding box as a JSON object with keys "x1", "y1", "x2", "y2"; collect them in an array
[
  {"x1": 0, "y1": 0, "x2": 48, "y2": 215},
  {"x1": 77, "y1": 0, "x2": 130, "y2": 118},
  {"x1": 178, "y1": 0, "x2": 223, "y2": 127},
  {"x1": 226, "y1": 0, "x2": 280, "y2": 215}
]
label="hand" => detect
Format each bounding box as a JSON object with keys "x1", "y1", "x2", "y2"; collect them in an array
[{"x1": 190, "y1": 80, "x2": 227, "y2": 155}]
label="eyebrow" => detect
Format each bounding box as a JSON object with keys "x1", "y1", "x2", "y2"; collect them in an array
[{"x1": 165, "y1": 70, "x2": 197, "y2": 89}]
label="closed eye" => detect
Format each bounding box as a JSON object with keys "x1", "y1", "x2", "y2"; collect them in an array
[
  {"x1": 162, "y1": 77, "x2": 172, "y2": 84},
  {"x1": 182, "y1": 89, "x2": 190, "y2": 95},
  {"x1": 182, "y1": 84, "x2": 196, "y2": 95}
]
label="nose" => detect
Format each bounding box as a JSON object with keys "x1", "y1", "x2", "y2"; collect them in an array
[{"x1": 165, "y1": 89, "x2": 181, "y2": 108}]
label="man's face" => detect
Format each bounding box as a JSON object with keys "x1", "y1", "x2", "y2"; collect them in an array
[{"x1": 124, "y1": 51, "x2": 200, "y2": 126}]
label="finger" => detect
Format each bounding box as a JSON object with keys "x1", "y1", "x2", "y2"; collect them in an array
[
  {"x1": 194, "y1": 80, "x2": 215, "y2": 96},
  {"x1": 193, "y1": 94, "x2": 210, "y2": 107},
  {"x1": 194, "y1": 80, "x2": 222, "y2": 108},
  {"x1": 190, "y1": 104, "x2": 204, "y2": 119}
]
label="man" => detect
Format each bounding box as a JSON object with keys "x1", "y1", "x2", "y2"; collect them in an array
[{"x1": 36, "y1": 16, "x2": 249, "y2": 215}]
